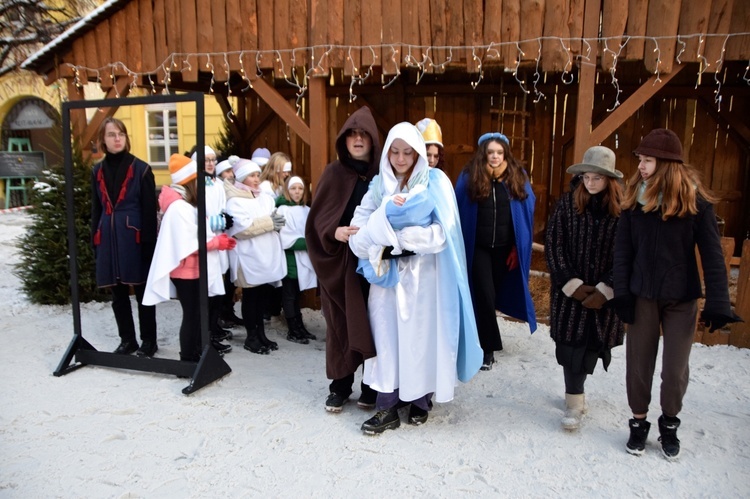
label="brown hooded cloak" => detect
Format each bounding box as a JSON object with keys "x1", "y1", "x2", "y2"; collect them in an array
[{"x1": 305, "y1": 107, "x2": 381, "y2": 379}]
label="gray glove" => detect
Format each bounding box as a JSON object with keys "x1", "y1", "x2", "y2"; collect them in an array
[{"x1": 271, "y1": 209, "x2": 286, "y2": 231}]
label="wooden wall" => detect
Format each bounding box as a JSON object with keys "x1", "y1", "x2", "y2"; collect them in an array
[
  {"x1": 51, "y1": 0, "x2": 750, "y2": 82},
  {"x1": 243, "y1": 64, "x2": 749, "y2": 253}
]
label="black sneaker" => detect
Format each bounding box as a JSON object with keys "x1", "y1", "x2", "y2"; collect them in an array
[
  {"x1": 408, "y1": 405, "x2": 429, "y2": 425},
  {"x1": 626, "y1": 418, "x2": 651, "y2": 456},
  {"x1": 211, "y1": 339, "x2": 232, "y2": 355},
  {"x1": 113, "y1": 340, "x2": 139, "y2": 355},
  {"x1": 136, "y1": 341, "x2": 158, "y2": 357},
  {"x1": 325, "y1": 392, "x2": 349, "y2": 413},
  {"x1": 658, "y1": 415, "x2": 681, "y2": 460},
  {"x1": 361, "y1": 407, "x2": 400, "y2": 434}
]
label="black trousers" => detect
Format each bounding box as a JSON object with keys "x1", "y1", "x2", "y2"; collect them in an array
[
  {"x1": 171, "y1": 278, "x2": 202, "y2": 361},
  {"x1": 110, "y1": 282, "x2": 156, "y2": 343},
  {"x1": 281, "y1": 277, "x2": 301, "y2": 319},
  {"x1": 242, "y1": 284, "x2": 272, "y2": 331},
  {"x1": 471, "y1": 245, "x2": 511, "y2": 352}
]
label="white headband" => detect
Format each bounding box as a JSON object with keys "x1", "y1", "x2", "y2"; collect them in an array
[
  {"x1": 283, "y1": 161, "x2": 293, "y2": 172},
  {"x1": 287, "y1": 176, "x2": 304, "y2": 189}
]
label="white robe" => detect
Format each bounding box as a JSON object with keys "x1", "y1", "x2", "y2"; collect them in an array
[
  {"x1": 143, "y1": 199, "x2": 224, "y2": 306},
  {"x1": 205, "y1": 178, "x2": 229, "y2": 272},
  {"x1": 225, "y1": 188, "x2": 286, "y2": 287},
  {"x1": 350, "y1": 121, "x2": 471, "y2": 403},
  {"x1": 276, "y1": 203, "x2": 317, "y2": 291}
]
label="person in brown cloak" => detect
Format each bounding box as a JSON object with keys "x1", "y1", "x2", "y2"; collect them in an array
[{"x1": 305, "y1": 107, "x2": 381, "y2": 413}]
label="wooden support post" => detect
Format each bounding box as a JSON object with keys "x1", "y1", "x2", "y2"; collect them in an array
[
  {"x1": 309, "y1": 76, "x2": 327, "y2": 194},
  {"x1": 572, "y1": 0, "x2": 600, "y2": 162},
  {"x1": 66, "y1": 78, "x2": 87, "y2": 141}
]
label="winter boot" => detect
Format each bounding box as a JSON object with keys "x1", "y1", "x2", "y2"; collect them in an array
[
  {"x1": 256, "y1": 321, "x2": 278, "y2": 351},
  {"x1": 296, "y1": 315, "x2": 317, "y2": 340},
  {"x1": 243, "y1": 328, "x2": 270, "y2": 355},
  {"x1": 561, "y1": 393, "x2": 587, "y2": 431},
  {"x1": 286, "y1": 316, "x2": 309, "y2": 344},
  {"x1": 361, "y1": 406, "x2": 400, "y2": 434},
  {"x1": 658, "y1": 415, "x2": 681, "y2": 460},
  {"x1": 626, "y1": 418, "x2": 651, "y2": 455}
]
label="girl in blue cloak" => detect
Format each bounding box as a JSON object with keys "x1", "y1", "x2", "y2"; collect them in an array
[{"x1": 456, "y1": 133, "x2": 537, "y2": 371}]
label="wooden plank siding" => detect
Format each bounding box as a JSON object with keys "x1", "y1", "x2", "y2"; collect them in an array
[
  {"x1": 209, "y1": 0, "x2": 228, "y2": 81},
  {"x1": 343, "y1": 0, "x2": 361, "y2": 76},
  {"x1": 138, "y1": 0, "x2": 157, "y2": 73},
  {"x1": 704, "y1": 0, "x2": 734, "y2": 70}
]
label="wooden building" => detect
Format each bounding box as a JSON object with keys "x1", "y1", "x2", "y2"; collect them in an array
[{"x1": 21, "y1": 0, "x2": 750, "y2": 251}]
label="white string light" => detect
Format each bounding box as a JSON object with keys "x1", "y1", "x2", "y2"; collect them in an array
[{"x1": 56, "y1": 33, "x2": 750, "y2": 109}]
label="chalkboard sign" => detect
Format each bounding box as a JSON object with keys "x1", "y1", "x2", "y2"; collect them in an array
[{"x1": 0, "y1": 151, "x2": 46, "y2": 178}]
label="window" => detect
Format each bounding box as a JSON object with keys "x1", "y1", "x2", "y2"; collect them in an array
[{"x1": 145, "y1": 104, "x2": 178, "y2": 167}]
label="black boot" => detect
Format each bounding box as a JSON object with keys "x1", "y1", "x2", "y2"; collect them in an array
[
  {"x1": 658, "y1": 415, "x2": 681, "y2": 460},
  {"x1": 286, "y1": 316, "x2": 309, "y2": 344},
  {"x1": 256, "y1": 321, "x2": 278, "y2": 351},
  {"x1": 296, "y1": 315, "x2": 316, "y2": 340},
  {"x1": 243, "y1": 328, "x2": 270, "y2": 354},
  {"x1": 361, "y1": 406, "x2": 400, "y2": 434},
  {"x1": 626, "y1": 418, "x2": 651, "y2": 456}
]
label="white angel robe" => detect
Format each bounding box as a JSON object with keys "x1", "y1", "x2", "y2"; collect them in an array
[
  {"x1": 276, "y1": 203, "x2": 318, "y2": 291},
  {"x1": 225, "y1": 186, "x2": 286, "y2": 287},
  {"x1": 143, "y1": 198, "x2": 224, "y2": 305}
]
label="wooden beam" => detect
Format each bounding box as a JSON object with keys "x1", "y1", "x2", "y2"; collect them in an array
[
  {"x1": 245, "y1": 104, "x2": 275, "y2": 143},
  {"x1": 572, "y1": 0, "x2": 600, "y2": 162},
  {"x1": 309, "y1": 76, "x2": 327, "y2": 194},
  {"x1": 66, "y1": 79, "x2": 87, "y2": 142},
  {"x1": 587, "y1": 65, "x2": 686, "y2": 147},
  {"x1": 251, "y1": 77, "x2": 311, "y2": 144},
  {"x1": 80, "y1": 77, "x2": 132, "y2": 152}
]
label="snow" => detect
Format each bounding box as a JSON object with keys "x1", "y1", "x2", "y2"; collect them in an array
[{"x1": 1, "y1": 211, "x2": 749, "y2": 498}]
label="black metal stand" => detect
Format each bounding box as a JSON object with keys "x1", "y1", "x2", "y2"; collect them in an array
[{"x1": 55, "y1": 92, "x2": 230, "y2": 394}]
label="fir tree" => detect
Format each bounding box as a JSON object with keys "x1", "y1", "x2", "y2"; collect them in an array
[
  {"x1": 212, "y1": 117, "x2": 240, "y2": 159},
  {"x1": 14, "y1": 140, "x2": 106, "y2": 305}
]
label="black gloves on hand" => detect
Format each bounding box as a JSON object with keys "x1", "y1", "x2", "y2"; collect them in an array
[
  {"x1": 612, "y1": 294, "x2": 636, "y2": 324},
  {"x1": 699, "y1": 310, "x2": 743, "y2": 333},
  {"x1": 222, "y1": 212, "x2": 234, "y2": 230},
  {"x1": 582, "y1": 289, "x2": 608, "y2": 310},
  {"x1": 572, "y1": 284, "x2": 596, "y2": 302}
]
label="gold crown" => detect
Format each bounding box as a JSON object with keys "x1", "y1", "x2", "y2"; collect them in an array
[{"x1": 416, "y1": 118, "x2": 443, "y2": 147}]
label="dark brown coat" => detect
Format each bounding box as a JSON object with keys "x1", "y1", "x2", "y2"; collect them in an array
[{"x1": 305, "y1": 107, "x2": 381, "y2": 379}]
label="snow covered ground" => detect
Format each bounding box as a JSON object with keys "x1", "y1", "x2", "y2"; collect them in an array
[{"x1": 1, "y1": 211, "x2": 749, "y2": 498}]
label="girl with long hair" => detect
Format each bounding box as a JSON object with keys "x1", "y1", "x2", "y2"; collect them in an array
[
  {"x1": 455, "y1": 133, "x2": 537, "y2": 371},
  {"x1": 613, "y1": 128, "x2": 741, "y2": 460}
]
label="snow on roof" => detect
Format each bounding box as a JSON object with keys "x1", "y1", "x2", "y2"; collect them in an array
[{"x1": 21, "y1": 0, "x2": 129, "y2": 72}]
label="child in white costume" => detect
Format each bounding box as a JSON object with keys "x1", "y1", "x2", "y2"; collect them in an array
[
  {"x1": 349, "y1": 122, "x2": 482, "y2": 434},
  {"x1": 143, "y1": 154, "x2": 236, "y2": 361},
  {"x1": 276, "y1": 176, "x2": 317, "y2": 344},
  {"x1": 225, "y1": 158, "x2": 287, "y2": 354}
]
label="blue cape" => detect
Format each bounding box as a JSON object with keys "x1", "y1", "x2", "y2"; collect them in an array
[{"x1": 455, "y1": 170, "x2": 538, "y2": 333}]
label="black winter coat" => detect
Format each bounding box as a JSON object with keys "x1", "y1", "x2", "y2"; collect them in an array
[
  {"x1": 546, "y1": 190, "x2": 624, "y2": 349},
  {"x1": 613, "y1": 197, "x2": 732, "y2": 317}
]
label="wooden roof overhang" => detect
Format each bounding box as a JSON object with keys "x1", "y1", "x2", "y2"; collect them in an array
[{"x1": 21, "y1": 0, "x2": 750, "y2": 188}]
